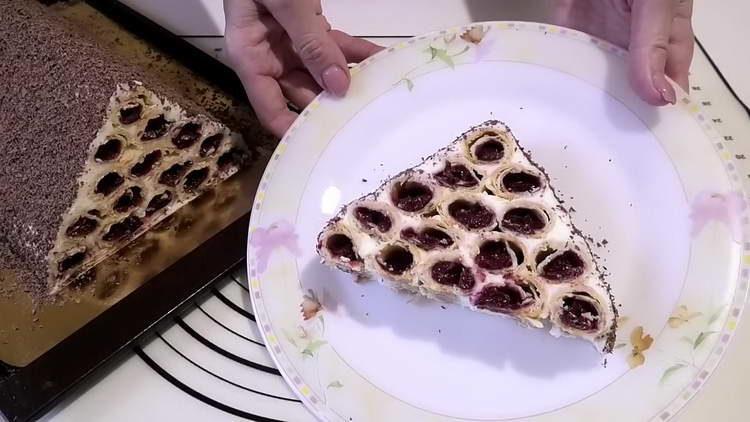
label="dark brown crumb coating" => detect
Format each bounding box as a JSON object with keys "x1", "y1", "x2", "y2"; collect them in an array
[{"x1": 0, "y1": 0, "x2": 212, "y2": 296}]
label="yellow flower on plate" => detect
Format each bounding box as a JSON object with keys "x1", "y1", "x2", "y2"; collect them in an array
[
  {"x1": 668, "y1": 305, "x2": 702, "y2": 328},
  {"x1": 628, "y1": 326, "x2": 654, "y2": 369}
]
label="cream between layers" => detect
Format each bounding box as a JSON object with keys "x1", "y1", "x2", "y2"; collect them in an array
[{"x1": 317, "y1": 121, "x2": 617, "y2": 352}]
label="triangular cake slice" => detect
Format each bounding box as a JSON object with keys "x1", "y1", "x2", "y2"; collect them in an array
[{"x1": 317, "y1": 121, "x2": 617, "y2": 352}]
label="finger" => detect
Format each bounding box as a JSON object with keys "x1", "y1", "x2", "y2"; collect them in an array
[
  {"x1": 263, "y1": 0, "x2": 351, "y2": 96},
  {"x1": 329, "y1": 30, "x2": 385, "y2": 63},
  {"x1": 279, "y1": 69, "x2": 321, "y2": 109},
  {"x1": 239, "y1": 72, "x2": 297, "y2": 138},
  {"x1": 628, "y1": 0, "x2": 676, "y2": 106},
  {"x1": 666, "y1": 0, "x2": 694, "y2": 92}
]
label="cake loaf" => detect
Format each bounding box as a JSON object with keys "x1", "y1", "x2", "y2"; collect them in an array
[{"x1": 0, "y1": 0, "x2": 249, "y2": 297}]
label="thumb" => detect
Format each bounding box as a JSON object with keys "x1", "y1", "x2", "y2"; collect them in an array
[
  {"x1": 628, "y1": 0, "x2": 677, "y2": 106},
  {"x1": 264, "y1": 0, "x2": 350, "y2": 97}
]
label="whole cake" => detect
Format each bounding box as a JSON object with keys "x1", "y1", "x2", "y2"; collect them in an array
[
  {"x1": 0, "y1": 0, "x2": 248, "y2": 296},
  {"x1": 317, "y1": 121, "x2": 618, "y2": 352}
]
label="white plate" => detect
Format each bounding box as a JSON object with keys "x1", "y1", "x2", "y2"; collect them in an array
[{"x1": 247, "y1": 22, "x2": 749, "y2": 421}]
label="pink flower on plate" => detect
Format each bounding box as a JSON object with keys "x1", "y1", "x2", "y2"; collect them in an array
[
  {"x1": 250, "y1": 220, "x2": 302, "y2": 273},
  {"x1": 690, "y1": 191, "x2": 746, "y2": 241}
]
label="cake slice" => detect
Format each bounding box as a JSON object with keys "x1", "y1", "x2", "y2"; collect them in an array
[
  {"x1": 0, "y1": 1, "x2": 248, "y2": 297},
  {"x1": 317, "y1": 121, "x2": 617, "y2": 352}
]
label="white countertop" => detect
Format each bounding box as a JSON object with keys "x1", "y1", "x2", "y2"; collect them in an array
[{"x1": 42, "y1": 1, "x2": 750, "y2": 421}]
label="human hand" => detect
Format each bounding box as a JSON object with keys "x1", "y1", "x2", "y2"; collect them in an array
[
  {"x1": 224, "y1": 0, "x2": 382, "y2": 137},
  {"x1": 552, "y1": 0, "x2": 694, "y2": 105}
]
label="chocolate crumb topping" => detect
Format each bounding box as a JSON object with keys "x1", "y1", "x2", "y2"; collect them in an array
[
  {"x1": 501, "y1": 207, "x2": 546, "y2": 235},
  {"x1": 431, "y1": 261, "x2": 475, "y2": 290},
  {"x1": 448, "y1": 199, "x2": 495, "y2": 230},
  {"x1": 354, "y1": 207, "x2": 392, "y2": 233},
  {"x1": 376, "y1": 245, "x2": 414, "y2": 275},
  {"x1": 391, "y1": 181, "x2": 433, "y2": 212}
]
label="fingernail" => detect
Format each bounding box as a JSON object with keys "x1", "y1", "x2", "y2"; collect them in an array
[
  {"x1": 322, "y1": 65, "x2": 349, "y2": 97},
  {"x1": 653, "y1": 75, "x2": 676, "y2": 105}
]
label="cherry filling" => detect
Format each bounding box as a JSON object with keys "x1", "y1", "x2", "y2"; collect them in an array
[
  {"x1": 325, "y1": 234, "x2": 361, "y2": 263},
  {"x1": 474, "y1": 239, "x2": 521, "y2": 271},
  {"x1": 172, "y1": 122, "x2": 202, "y2": 149},
  {"x1": 448, "y1": 199, "x2": 495, "y2": 230},
  {"x1": 94, "y1": 138, "x2": 123, "y2": 162},
  {"x1": 200, "y1": 133, "x2": 223, "y2": 157},
  {"x1": 502, "y1": 171, "x2": 542, "y2": 193},
  {"x1": 400, "y1": 227, "x2": 453, "y2": 251},
  {"x1": 541, "y1": 250, "x2": 585, "y2": 281},
  {"x1": 431, "y1": 261, "x2": 475, "y2": 290},
  {"x1": 391, "y1": 181, "x2": 433, "y2": 212},
  {"x1": 145, "y1": 191, "x2": 173, "y2": 216},
  {"x1": 113, "y1": 186, "x2": 143, "y2": 213},
  {"x1": 103, "y1": 216, "x2": 143, "y2": 242},
  {"x1": 434, "y1": 162, "x2": 479, "y2": 188},
  {"x1": 119, "y1": 103, "x2": 143, "y2": 125},
  {"x1": 354, "y1": 207, "x2": 392, "y2": 233},
  {"x1": 65, "y1": 217, "x2": 98, "y2": 238},
  {"x1": 474, "y1": 284, "x2": 534, "y2": 313},
  {"x1": 376, "y1": 245, "x2": 414, "y2": 275},
  {"x1": 183, "y1": 168, "x2": 210, "y2": 193},
  {"x1": 58, "y1": 250, "x2": 87, "y2": 272},
  {"x1": 218, "y1": 149, "x2": 247, "y2": 173},
  {"x1": 560, "y1": 295, "x2": 600, "y2": 331},
  {"x1": 501, "y1": 207, "x2": 546, "y2": 235},
  {"x1": 131, "y1": 150, "x2": 163, "y2": 177},
  {"x1": 95, "y1": 172, "x2": 124, "y2": 196},
  {"x1": 141, "y1": 115, "x2": 171, "y2": 141},
  {"x1": 474, "y1": 138, "x2": 504, "y2": 162},
  {"x1": 159, "y1": 161, "x2": 192, "y2": 187}
]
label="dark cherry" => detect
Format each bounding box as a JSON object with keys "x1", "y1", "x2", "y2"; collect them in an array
[
  {"x1": 400, "y1": 227, "x2": 453, "y2": 251},
  {"x1": 502, "y1": 171, "x2": 542, "y2": 193},
  {"x1": 560, "y1": 296, "x2": 600, "y2": 331},
  {"x1": 474, "y1": 284, "x2": 531, "y2": 313},
  {"x1": 65, "y1": 217, "x2": 98, "y2": 238},
  {"x1": 501, "y1": 207, "x2": 546, "y2": 235},
  {"x1": 376, "y1": 246, "x2": 414, "y2": 275},
  {"x1": 434, "y1": 162, "x2": 479, "y2": 188},
  {"x1": 159, "y1": 161, "x2": 192, "y2": 187},
  {"x1": 541, "y1": 250, "x2": 585, "y2": 281},
  {"x1": 141, "y1": 115, "x2": 170, "y2": 141},
  {"x1": 326, "y1": 234, "x2": 360, "y2": 263},
  {"x1": 448, "y1": 199, "x2": 495, "y2": 230},
  {"x1": 431, "y1": 261, "x2": 475, "y2": 290},
  {"x1": 391, "y1": 181, "x2": 433, "y2": 212},
  {"x1": 200, "y1": 133, "x2": 223, "y2": 157},
  {"x1": 354, "y1": 207, "x2": 392, "y2": 233},
  {"x1": 183, "y1": 168, "x2": 210, "y2": 193},
  {"x1": 94, "y1": 138, "x2": 122, "y2": 162},
  {"x1": 172, "y1": 122, "x2": 202, "y2": 149},
  {"x1": 103, "y1": 216, "x2": 143, "y2": 242},
  {"x1": 145, "y1": 191, "x2": 173, "y2": 216},
  {"x1": 95, "y1": 172, "x2": 124, "y2": 196},
  {"x1": 119, "y1": 104, "x2": 143, "y2": 125},
  {"x1": 113, "y1": 186, "x2": 143, "y2": 213},
  {"x1": 474, "y1": 139, "x2": 504, "y2": 162},
  {"x1": 474, "y1": 240, "x2": 515, "y2": 271},
  {"x1": 131, "y1": 150, "x2": 163, "y2": 177},
  {"x1": 58, "y1": 250, "x2": 87, "y2": 272}
]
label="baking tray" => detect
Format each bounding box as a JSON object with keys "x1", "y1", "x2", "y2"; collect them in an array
[{"x1": 0, "y1": 1, "x2": 275, "y2": 420}]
